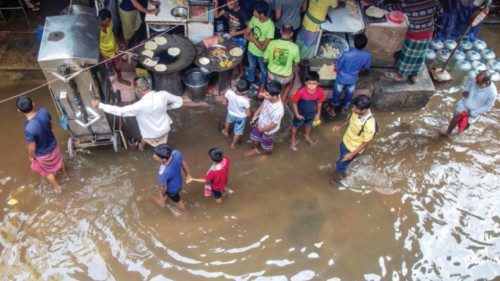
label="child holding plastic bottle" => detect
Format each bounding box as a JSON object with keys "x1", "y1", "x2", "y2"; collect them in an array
[{"x1": 186, "y1": 148, "x2": 230, "y2": 205}]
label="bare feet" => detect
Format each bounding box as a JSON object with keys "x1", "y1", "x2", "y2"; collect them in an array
[
  {"x1": 305, "y1": 138, "x2": 318, "y2": 147},
  {"x1": 220, "y1": 129, "x2": 229, "y2": 137},
  {"x1": 384, "y1": 72, "x2": 406, "y2": 82},
  {"x1": 152, "y1": 194, "x2": 166, "y2": 207},
  {"x1": 230, "y1": 143, "x2": 236, "y2": 150},
  {"x1": 53, "y1": 186, "x2": 63, "y2": 194},
  {"x1": 290, "y1": 140, "x2": 299, "y2": 151},
  {"x1": 244, "y1": 148, "x2": 262, "y2": 156}
]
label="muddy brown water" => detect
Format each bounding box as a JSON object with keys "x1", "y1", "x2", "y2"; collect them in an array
[{"x1": 0, "y1": 69, "x2": 498, "y2": 281}]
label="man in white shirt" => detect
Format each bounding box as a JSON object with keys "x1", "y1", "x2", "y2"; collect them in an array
[
  {"x1": 446, "y1": 70, "x2": 496, "y2": 135},
  {"x1": 245, "y1": 81, "x2": 284, "y2": 156},
  {"x1": 91, "y1": 77, "x2": 183, "y2": 149}
]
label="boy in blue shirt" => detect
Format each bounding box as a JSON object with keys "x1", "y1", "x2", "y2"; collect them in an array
[
  {"x1": 330, "y1": 33, "x2": 371, "y2": 115},
  {"x1": 153, "y1": 144, "x2": 192, "y2": 216}
]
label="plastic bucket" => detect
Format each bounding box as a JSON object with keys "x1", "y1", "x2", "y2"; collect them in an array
[{"x1": 182, "y1": 68, "x2": 209, "y2": 102}]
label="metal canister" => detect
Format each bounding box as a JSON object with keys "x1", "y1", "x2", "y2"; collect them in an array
[
  {"x1": 431, "y1": 40, "x2": 444, "y2": 51},
  {"x1": 471, "y1": 60, "x2": 487, "y2": 72},
  {"x1": 491, "y1": 71, "x2": 500, "y2": 82},
  {"x1": 472, "y1": 39, "x2": 487, "y2": 52},
  {"x1": 481, "y1": 49, "x2": 495, "y2": 61},
  {"x1": 461, "y1": 39, "x2": 473, "y2": 52},
  {"x1": 466, "y1": 50, "x2": 481, "y2": 62},
  {"x1": 426, "y1": 49, "x2": 437, "y2": 67},
  {"x1": 437, "y1": 49, "x2": 452, "y2": 63},
  {"x1": 486, "y1": 59, "x2": 500, "y2": 72},
  {"x1": 451, "y1": 50, "x2": 466, "y2": 67},
  {"x1": 463, "y1": 69, "x2": 480, "y2": 85},
  {"x1": 444, "y1": 39, "x2": 457, "y2": 50}
]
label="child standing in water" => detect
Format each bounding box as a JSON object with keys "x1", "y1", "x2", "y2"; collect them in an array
[
  {"x1": 187, "y1": 148, "x2": 230, "y2": 205},
  {"x1": 221, "y1": 79, "x2": 251, "y2": 149}
]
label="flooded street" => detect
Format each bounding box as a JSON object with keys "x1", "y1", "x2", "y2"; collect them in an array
[
  {"x1": 1, "y1": 71, "x2": 498, "y2": 280},
  {"x1": 1, "y1": 26, "x2": 499, "y2": 279}
]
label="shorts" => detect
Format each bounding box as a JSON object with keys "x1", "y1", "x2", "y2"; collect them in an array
[
  {"x1": 292, "y1": 116, "x2": 314, "y2": 128},
  {"x1": 104, "y1": 55, "x2": 124, "y2": 71},
  {"x1": 226, "y1": 113, "x2": 246, "y2": 136},
  {"x1": 144, "y1": 132, "x2": 169, "y2": 147},
  {"x1": 250, "y1": 125, "x2": 275, "y2": 151},
  {"x1": 268, "y1": 72, "x2": 294, "y2": 85},
  {"x1": 212, "y1": 190, "x2": 223, "y2": 199},
  {"x1": 165, "y1": 191, "x2": 181, "y2": 203}
]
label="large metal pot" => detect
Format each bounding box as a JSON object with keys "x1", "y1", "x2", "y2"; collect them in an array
[{"x1": 182, "y1": 68, "x2": 209, "y2": 102}]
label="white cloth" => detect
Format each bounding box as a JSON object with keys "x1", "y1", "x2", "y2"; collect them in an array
[
  {"x1": 99, "y1": 90, "x2": 183, "y2": 138},
  {"x1": 456, "y1": 78, "x2": 497, "y2": 123},
  {"x1": 257, "y1": 99, "x2": 284, "y2": 134},
  {"x1": 225, "y1": 89, "x2": 250, "y2": 118}
]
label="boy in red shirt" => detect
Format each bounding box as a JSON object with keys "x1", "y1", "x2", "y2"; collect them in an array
[
  {"x1": 187, "y1": 148, "x2": 230, "y2": 205},
  {"x1": 290, "y1": 71, "x2": 325, "y2": 151}
]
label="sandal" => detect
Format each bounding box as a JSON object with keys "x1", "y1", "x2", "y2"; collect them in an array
[{"x1": 290, "y1": 140, "x2": 299, "y2": 151}]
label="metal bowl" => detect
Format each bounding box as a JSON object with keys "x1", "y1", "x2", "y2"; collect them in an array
[{"x1": 171, "y1": 6, "x2": 187, "y2": 19}]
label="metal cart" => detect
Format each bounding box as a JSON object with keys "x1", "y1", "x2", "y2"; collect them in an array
[{"x1": 37, "y1": 14, "x2": 126, "y2": 157}]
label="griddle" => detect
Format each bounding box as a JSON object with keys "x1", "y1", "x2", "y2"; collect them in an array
[{"x1": 137, "y1": 34, "x2": 196, "y2": 73}]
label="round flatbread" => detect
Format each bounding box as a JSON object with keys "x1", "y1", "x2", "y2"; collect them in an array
[
  {"x1": 229, "y1": 47, "x2": 243, "y2": 57},
  {"x1": 141, "y1": 50, "x2": 154, "y2": 58},
  {"x1": 143, "y1": 58, "x2": 158, "y2": 67},
  {"x1": 198, "y1": 57, "x2": 210, "y2": 65},
  {"x1": 144, "y1": 41, "x2": 158, "y2": 51},
  {"x1": 153, "y1": 36, "x2": 167, "y2": 45},
  {"x1": 168, "y1": 47, "x2": 180, "y2": 57},
  {"x1": 365, "y1": 6, "x2": 385, "y2": 18},
  {"x1": 154, "y1": 64, "x2": 167, "y2": 72}
]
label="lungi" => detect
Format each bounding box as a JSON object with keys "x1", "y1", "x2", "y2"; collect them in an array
[
  {"x1": 396, "y1": 37, "x2": 431, "y2": 76},
  {"x1": 31, "y1": 146, "x2": 63, "y2": 177},
  {"x1": 143, "y1": 132, "x2": 169, "y2": 148},
  {"x1": 118, "y1": 8, "x2": 142, "y2": 42}
]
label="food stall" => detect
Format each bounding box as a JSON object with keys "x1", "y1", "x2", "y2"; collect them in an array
[
  {"x1": 145, "y1": 0, "x2": 214, "y2": 43},
  {"x1": 304, "y1": 0, "x2": 408, "y2": 85}
]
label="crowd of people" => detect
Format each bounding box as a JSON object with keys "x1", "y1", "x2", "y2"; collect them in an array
[{"x1": 17, "y1": 0, "x2": 497, "y2": 216}]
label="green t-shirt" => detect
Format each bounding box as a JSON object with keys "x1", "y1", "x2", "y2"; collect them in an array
[
  {"x1": 247, "y1": 17, "x2": 275, "y2": 57},
  {"x1": 263, "y1": 39, "x2": 300, "y2": 77}
]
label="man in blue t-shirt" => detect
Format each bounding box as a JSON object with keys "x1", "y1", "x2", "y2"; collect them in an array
[
  {"x1": 17, "y1": 96, "x2": 65, "y2": 193},
  {"x1": 153, "y1": 144, "x2": 192, "y2": 215},
  {"x1": 330, "y1": 33, "x2": 372, "y2": 115}
]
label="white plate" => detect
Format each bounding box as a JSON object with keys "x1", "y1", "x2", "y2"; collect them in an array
[
  {"x1": 229, "y1": 47, "x2": 243, "y2": 57},
  {"x1": 198, "y1": 57, "x2": 210, "y2": 65}
]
